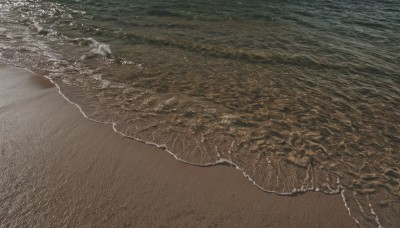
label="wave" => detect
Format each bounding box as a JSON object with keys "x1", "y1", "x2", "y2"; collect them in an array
[
  {"x1": 66, "y1": 37, "x2": 112, "y2": 59},
  {"x1": 41, "y1": 66, "x2": 344, "y2": 198},
  {"x1": 33, "y1": 22, "x2": 49, "y2": 35},
  {"x1": 33, "y1": 66, "x2": 373, "y2": 228}
]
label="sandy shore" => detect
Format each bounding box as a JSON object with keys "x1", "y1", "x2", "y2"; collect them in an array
[{"x1": 0, "y1": 64, "x2": 357, "y2": 227}]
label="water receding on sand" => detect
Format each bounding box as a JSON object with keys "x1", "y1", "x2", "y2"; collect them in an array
[{"x1": 1, "y1": 0, "x2": 399, "y2": 226}]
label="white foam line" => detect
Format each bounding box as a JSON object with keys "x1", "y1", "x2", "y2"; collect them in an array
[
  {"x1": 340, "y1": 189, "x2": 361, "y2": 227},
  {"x1": 368, "y1": 200, "x2": 383, "y2": 228},
  {"x1": 24, "y1": 66, "x2": 360, "y2": 223}
]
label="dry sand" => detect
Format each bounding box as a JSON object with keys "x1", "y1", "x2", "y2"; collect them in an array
[{"x1": 0, "y1": 64, "x2": 358, "y2": 227}]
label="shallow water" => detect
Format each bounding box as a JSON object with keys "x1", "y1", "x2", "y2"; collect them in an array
[{"x1": 1, "y1": 0, "x2": 399, "y2": 226}]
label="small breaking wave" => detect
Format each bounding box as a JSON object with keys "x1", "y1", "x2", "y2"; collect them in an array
[
  {"x1": 65, "y1": 37, "x2": 112, "y2": 59},
  {"x1": 33, "y1": 22, "x2": 49, "y2": 35}
]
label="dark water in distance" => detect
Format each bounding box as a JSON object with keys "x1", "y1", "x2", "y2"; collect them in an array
[{"x1": 1, "y1": 0, "x2": 399, "y2": 227}]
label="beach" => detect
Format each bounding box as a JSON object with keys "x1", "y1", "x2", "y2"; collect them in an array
[{"x1": 0, "y1": 64, "x2": 359, "y2": 227}]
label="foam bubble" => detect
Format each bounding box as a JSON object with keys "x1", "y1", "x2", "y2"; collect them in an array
[{"x1": 91, "y1": 42, "x2": 112, "y2": 57}]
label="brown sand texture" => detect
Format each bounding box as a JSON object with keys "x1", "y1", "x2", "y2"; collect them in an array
[{"x1": 0, "y1": 64, "x2": 357, "y2": 227}]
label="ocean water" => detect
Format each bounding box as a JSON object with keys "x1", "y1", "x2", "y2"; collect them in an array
[{"x1": 0, "y1": 0, "x2": 399, "y2": 226}]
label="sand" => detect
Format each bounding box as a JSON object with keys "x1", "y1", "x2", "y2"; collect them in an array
[{"x1": 0, "y1": 64, "x2": 357, "y2": 227}]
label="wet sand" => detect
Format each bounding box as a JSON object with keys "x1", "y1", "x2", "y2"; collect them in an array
[{"x1": 0, "y1": 64, "x2": 357, "y2": 227}]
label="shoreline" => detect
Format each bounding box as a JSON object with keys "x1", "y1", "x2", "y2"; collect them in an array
[
  {"x1": 42, "y1": 62, "x2": 336, "y2": 197},
  {"x1": 0, "y1": 64, "x2": 357, "y2": 227}
]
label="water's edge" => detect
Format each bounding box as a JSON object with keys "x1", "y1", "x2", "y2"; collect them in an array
[{"x1": 13, "y1": 64, "x2": 362, "y2": 227}]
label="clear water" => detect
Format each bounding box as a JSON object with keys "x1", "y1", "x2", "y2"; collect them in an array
[{"x1": 1, "y1": 0, "x2": 399, "y2": 226}]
